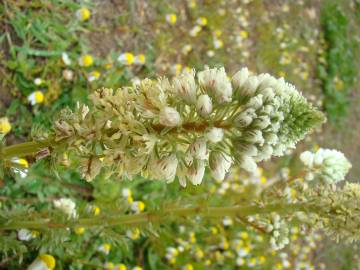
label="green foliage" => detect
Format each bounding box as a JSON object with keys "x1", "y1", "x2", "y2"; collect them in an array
[{"x1": 318, "y1": 2, "x2": 358, "y2": 123}]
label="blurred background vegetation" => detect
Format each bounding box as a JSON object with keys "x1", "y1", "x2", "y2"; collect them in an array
[{"x1": 0, "y1": 0, "x2": 359, "y2": 269}]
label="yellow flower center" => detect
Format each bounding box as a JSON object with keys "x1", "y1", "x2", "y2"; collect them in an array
[
  {"x1": 0, "y1": 117, "x2": 11, "y2": 134},
  {"x1": 167, "y1": 14, "x2": 177, "y2": 24},
  {"x1": 74, "y1": 227, "x2": 85, "y2": 235},
  {"x1": 34, "y1": 91, "x2": 44, "y2": 103},
  {"x1": 81, "y1": 55, "x2": 94, "y2": 67},
  {"x1": 39, "y1": 254, "x2": 56, "y2": 270},
  {"x1": 117, "y1": 263, "x2": 127, "y2": 270},
  {"x1": 78, "y1": 7, "x2": 91, "y2": 21}
]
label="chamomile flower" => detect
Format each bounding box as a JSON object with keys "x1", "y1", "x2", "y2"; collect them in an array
[
  {"x1": 97, "y1": 243, "x2": 111, "y2": 255},
  {"x1": 130, "y1": 201, "x2": 145, "y2": 213},
  {"x1": 0, "y1": 117, "x2": 11, "y2": 135},
  {"x1": 189, "y1": 25, "x2": 202, "y2": 37},
  {"x1": 87, "y1": 71, "x2": 101, "y2": 82},
  {"x1": 18, "y1": 229, "x2": 33, "y2": 241},
  {"x1": 78, "y1": 54, "x2": 94, "y2": 67},
  {"x1": 213, "y1": 39, "x2": 224, "y2": 49},
  {"x1": 166, "y1": 13, "x2": 177, "y2": 25},
  {"x1": 27, "y1": 254, "x2": 55, "y2": 270},
  {"x1": 118, "y1": 52, "x2": 135, "y2": 65},
  {"x1": 76, "y1": 7, "x2": 91, "y2": 22},
  {"x1": 126, "y1": 228, "x2": 141, "y2": 240},
  {"x1": 28, "y1": 91, "x2": 44, "y2": 105},
  {"x1": 134, "y1": 54, "x2": 146, "y2": 65},
  {"x1": 196, "y1": 17, "x2": 208, "y2": 26},
  {"x1": 115, "y1": 264, "x2": 127, "y2": 270}
]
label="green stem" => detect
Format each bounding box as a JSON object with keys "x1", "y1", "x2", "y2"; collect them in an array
[
  {"x1": 1, "y1": 139, "x2": 52, "y2": 160},
  {"x1": 0, "y1": 202, "x2": 309, "y2": 231}
]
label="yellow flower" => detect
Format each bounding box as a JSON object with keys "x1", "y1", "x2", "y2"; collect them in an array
[
  {"x1": 183, "y1": 264, "x2": 193, "y2": 270},
  {"x1": 93, "y1": 206, "x2": 101, "y2": 216},
  {"x1": 74, "y1": 227, "x2": 85, "y2": 235},
  {"x1": 166, "y1": 14, "x2": 177, "y2": 25},
  {"x1": 28, "y1": 254, "x2": 56, "y2": 270},
  {"x1": 0, "y1": 117, "x2": 11, "y2": 134},
  {"x1": 213, "y1": 39, "x2": 223, "y2": 49},
  {"x1": 197, "y1": 17, "x2": 208, "y2": 26},
  {"x1": 126, "y1": 228, "x2": 141, "y2": 240},
  {"x1": 28, "y1": 91, "x2": 44, "y2": 105},
  {"x1": 76, "y1": 7, "x2": 91, "y2": 21},
  {"x1": 116, "y1": 263, "x2": 127, "y2": 270},
  {"x1": 87, "y1": 71, "x2": 101, "y2": 82},
  {"x1": 131, "y1": 201, "x2": 145, "y2": 212},
  {"x1": 79, "y1": 54, "x2": 94, "y2": 67},
  {"x1": 135, "y1": 54, "x2": 146, "y2": 65},
  {"x1": 240, "y1": 231, "x2": 249, "y2": 240},
  {"x1": 104, "y1": 262, "x2": 115, "y2": 270},
  {"x1": 260, "y1": 176, "x2": 267, "y2": 184},
  {"x1": 118, "y1": 52, "x2": 135, "y2": 65},
  {"x1": 97, "y1": 243, "x2": 111, "y2": 255},
  {"x1": 240, "y1": 30, "x2": 248, "y2": 39}
]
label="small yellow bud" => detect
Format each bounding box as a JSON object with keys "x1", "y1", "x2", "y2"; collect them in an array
[
  {"x1": 76, "y1": 7, "x2": 91, "y2": 21},
  {"x1": 79, "y1": 54, "x2": 94, "y2": 67}
]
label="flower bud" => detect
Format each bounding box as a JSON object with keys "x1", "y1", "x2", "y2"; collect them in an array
[
  {"x1": 159, "y1": 106, "x2": 181, "y2": 127},
  {"x1": 149, "y1": 154, "x2": 178, "y2": 182},
  {"x1": 232, "y1": 67, "x2": 249, "y2": 91},
  {"x1": 209, "y1": 152, "x2": 232, "y2": 181},
  {"x1": 187, "y1": 160, "x2": 206, "y2": 185},
  {"x1": 197, "y1": 67, "x2": 232, "y2": 103},
  {"x1": 196, "y1": 94, "x2": 212, "y2": 117},
  {"x1": 206, "y1": 127, "x2": 224, "y2": 143},
  {"x1": 189, "y1": 139, "x2": 208, "y2": 160},
  {"x1": 172, "y1": 70, "x2": 197, "y2": 104}
]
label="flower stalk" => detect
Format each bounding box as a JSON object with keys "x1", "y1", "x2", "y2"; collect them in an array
[{"x1": 0, "y1": 202, "x2": 309, "y2": 231}]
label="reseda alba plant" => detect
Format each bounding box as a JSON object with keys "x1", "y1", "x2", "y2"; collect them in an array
[
  {"x1": 1, "y1": 67, "x2": 360, "y2": 269},
  {"x1": 1, "y1": 67, "x2": 324, "y2": 185}
]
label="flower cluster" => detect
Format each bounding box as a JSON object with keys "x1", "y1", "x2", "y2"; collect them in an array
[
  {"x1": 52, "y1": 67, "x2": 324, "y2": 185},
  {"x1": 300, "y1": 148, "x2": 351, "y2": 184}
]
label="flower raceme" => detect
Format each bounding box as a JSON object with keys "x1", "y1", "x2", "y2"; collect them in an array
[
  {"x1": 51, "y1": 67, "x2": 325, "y2": 185},
  {"x1": 300, "y1": 148, "x2": 352, "y2": 184}
]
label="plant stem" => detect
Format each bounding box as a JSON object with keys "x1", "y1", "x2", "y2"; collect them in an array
[
  {"x1": 1, "y1": 139, "x2": 52, "y2": 160},
  {"x1": 0, "y1": 202, "x2": 310, "y2": 231}
]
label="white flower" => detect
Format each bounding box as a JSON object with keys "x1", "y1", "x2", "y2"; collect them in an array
[
  {"x1": 206, "y1": 127, "x2": 224, "y2": 143},
  {"x1": 198, "y1": 67, "x2": 232, "y2": 103},
  {"x1": 53, "y1": 198, "x2": 77, "y2": 218},
  {"x1": 34, "y1": 78, "x2": 43, "y2": 85},
  {"x1": 300, "y1": 148, "x2": 352, "y2": 184},
  {"x1": 232, "y1": 67, "x2": 249, "y2": 91},
  {"x1": 172, "y1": 70, "x2": 197, "y2": 104},
  {"x1": 28, "y1": 91, "x2": 44, "y2": 105},
  {"x1": 159, "y1": 107, "x2": 181, "y2": 127},
  {"x1": 122, "y1": 188, "x2": 132, "y2": 198},
  {"x1": 196, "y1": 94, "x2": 212, "y2": 117},
  {"x1": 18, "y1": 229, "x2": 33, "y2": 241},
  {"x1": 209, "y1": 152, "x2": 232, "y2": 181},
  {"x1": 149, "y1": 154, "x2": 178, "y2": 182},
  {"x1": 189, "y1": 139, "x2": 208, "y2": 160}
]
